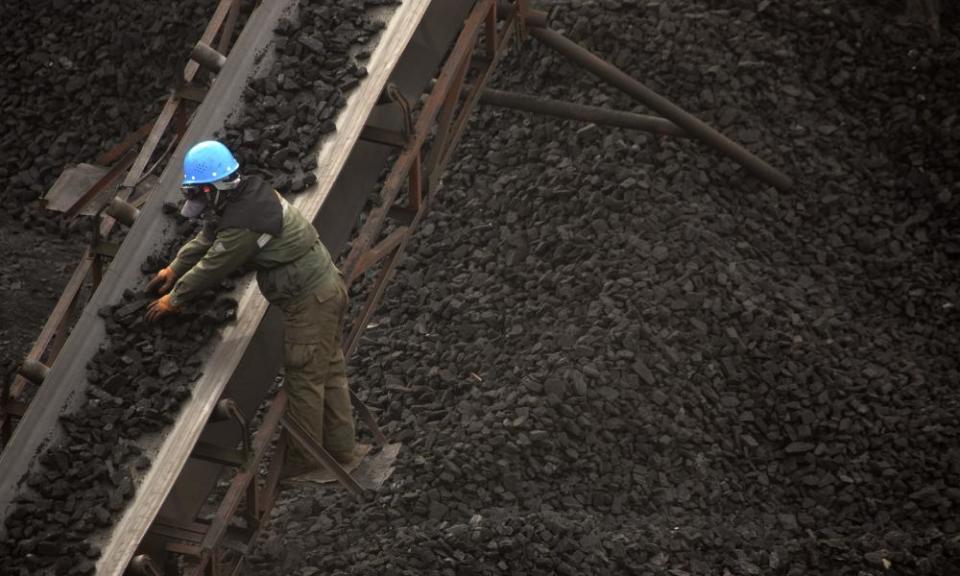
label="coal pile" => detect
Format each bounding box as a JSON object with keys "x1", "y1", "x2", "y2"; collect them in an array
[
  {"x1": 244, "y1": 2, "x2": 960, "y2": 576},
  {"x1": 0, "y1": 211, "x2": 235, "y2": 576},
  {"x1": 0, "y1": 0, "x2": 219, "y2": 387},
  {"x1": 0, "y1": 0, "x2": 221, "y2": 232},
  {"x1": 218, "y1": 0, "x2": 396, "y2": 193},
  {"x1": 0, "y1": 1, "x2": 391, "y2": 573}
]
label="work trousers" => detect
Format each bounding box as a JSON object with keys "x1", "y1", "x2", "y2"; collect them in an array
[{"x1": 281, "y1": 277, "x2": 355, "y2": 464}]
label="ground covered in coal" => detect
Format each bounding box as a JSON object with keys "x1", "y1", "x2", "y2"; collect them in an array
[
  {"x1": 1, "y1": 1, "x2": 395, "y2": 574},
  {"x1": 245, "y1": 1, "x2": 960, "y2": 575},
  {"x1": 0, "y1": 0, "x2": 219, "y2": 382}
]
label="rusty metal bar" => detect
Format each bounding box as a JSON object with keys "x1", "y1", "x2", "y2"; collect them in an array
[
  {"x1": 218, "y1": 0, "x2": 242, "y2": 54},
  {"x1": 95, "y1": 121, "x2": 155, "y2": 166},
  {"x1": 176, "y1": 84, "x2": 209, "y2": 104},
  {"x1": 1, "y1": 402, "x2": 26, "y2": 418},
  {"x1": 349, "y1": 226, "x2": 409, "y2": 283},
  {"x1": 183, "y1": 0, "x2": 240, "y2": 90},
  {"x1": 215, "y1": 398, "x2": 251, "y2": 459},
  {"x1": 408, "y1": 150, "x2": 423, "y2": 211},
  {"x1": 2, "y1": 252, "x2": 92, "y2": 427},
  {"x1": 344, "y1": 243, "x2": 406, "y2": 360},
  {"x1": 45, "y1": 297, "x2": 77, "y2": 368},
  {"x1": 430, "y1": 21, "x2": 518, "y2": 192},
  {"x1": 529, "y1": 26, "x2": 793, "y2": 191},
  {"x1": 497, "y1": 1, "x2": 547, "y2": 27},
  {"x1": 125, "y1": 0, "x2": 238, "y2": 189},
  {"x1": 348, "y1": 388, "x2": 388, "y2": 447},
  {"x1": 122, "y1": 98, "x2": 185, "y2": 189},
  {"x1": 91, "y1": 251, "x2": 104, "y2": 286},
  {"x1": 63, "y1": 149, "x2": 137, "y2": 219},
  {"x1": 486, "y1": 3, "x2": 498, "y2": 56},
  {"x1": 343, "y1": 0, "x2": 519, "y2": 364},
  {"x1": 475, "y1": 86, "x2": 688, "y2": 137},
  {"x1": 344, "y1": 33, "x2": 517, "y2": 353},
  {"x1": 196, "y1": 392, "x2": 286, "y2": 566},
  {"x1": 423, "y1": 49, "x2": 471, "y2": 181},
  {"x1": 259, "y1": 433, "x2": 285, "y2": 511},
  {"x1": 341, "y1": 0, "x2": 494, "y2": 278},
  {"x1": 281, "y1": 412, "x2": 365, "y2": 496},
  {"x1": 2, "y1": 0, "x2": 249, "y2": 449}
]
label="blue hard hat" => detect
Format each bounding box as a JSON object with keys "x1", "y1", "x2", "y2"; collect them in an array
[{"x1": 182, "y1": 141, "x2": 240, "y2": 185}]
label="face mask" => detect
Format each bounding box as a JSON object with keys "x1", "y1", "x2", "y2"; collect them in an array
[
  {"x1": 179, "y1": 176, "x2": 241, "y2": 218},
  {"x1": 179, "y1": 184, "x2": 212, "y2": 218}
]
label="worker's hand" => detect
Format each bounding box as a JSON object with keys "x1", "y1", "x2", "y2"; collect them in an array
[
  {"x1": 146, "y1": 294, "x2": 178, "y2": 322},
  {"x1": 145, "y1": 267, "x2": 178, "y2": 295}
]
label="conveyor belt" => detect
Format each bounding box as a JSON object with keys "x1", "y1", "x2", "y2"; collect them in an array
[
  {"x1": 0, "y1": 0, "x2": 438, "y2": 573},
  {"x1": 150, "y1": 0, "x2": 475, "y2": 554}
]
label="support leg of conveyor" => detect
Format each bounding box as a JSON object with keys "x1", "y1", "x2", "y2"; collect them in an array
[{"x1": 529, "y1": 26, "x2": 794, "y2": 191}]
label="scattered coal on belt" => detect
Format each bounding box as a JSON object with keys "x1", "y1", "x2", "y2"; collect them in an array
[{"x1": 0, "y1": 1, "x2": 388, "y2": 574}]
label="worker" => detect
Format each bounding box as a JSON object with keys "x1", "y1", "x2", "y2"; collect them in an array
[{"x1": 145, "y1": 140, "x2": 355, "y2": 476}]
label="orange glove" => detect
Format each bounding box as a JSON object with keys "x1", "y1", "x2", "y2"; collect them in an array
[
  {"x1": 145, "y1": 267, "x2": 177, "y2": 295},
  {"x1": 146, "y1": 294, "x2": 178, "y2": 322}
]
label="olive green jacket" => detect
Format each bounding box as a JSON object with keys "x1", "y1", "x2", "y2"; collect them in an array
[{"x1": 168, "y1": 194, "x2": 339, "y2": 308}]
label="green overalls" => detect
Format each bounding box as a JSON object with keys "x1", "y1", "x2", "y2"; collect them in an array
[{"x1": 168, "y1": 176, "x2": 355, "y2": 463}]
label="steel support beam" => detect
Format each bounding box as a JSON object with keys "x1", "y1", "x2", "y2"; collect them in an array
[
  {"x1": 475, "y1": 86, "x2": 688, "y2": 137},
  {"x1": 530, "y1": 26, "x2": 794, "y2": 190}
]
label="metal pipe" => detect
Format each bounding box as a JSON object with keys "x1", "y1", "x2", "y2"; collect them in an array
[
  {"x1": 477, "y1": 86, "x2": 688, "y2": 137},
  {"x1": 216, "y1": 398, "x2": 251, "y2": 461},
  {"x1": 105, "y1": 197, "x2": 140, "y2": 227},
  {"x1": 191, "y1": 41, "x2": 227, "y2": 73},
  {"x1": 530, "y1": 27, "x2": 794, "y2": 191},
  {"x1": 129, "y1": 555, "x2": 163, "y2": 576},
  {"x1": 17, "y1": 360, "x2": 49, "y2": 386},
  {"x1": 497, "y1": 1, "x2": 548, "y2": 27}
]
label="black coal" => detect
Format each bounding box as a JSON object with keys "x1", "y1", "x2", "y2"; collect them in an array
[
  {"x1": 0, "y1": 0, "x2": 217, "y2": 234},
  {"x1": 0, "y1": 1, "x2": 392, "y2": 573},
  {"x1": 243, "y1": 2, "x2": 960, "y2": 576}
]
